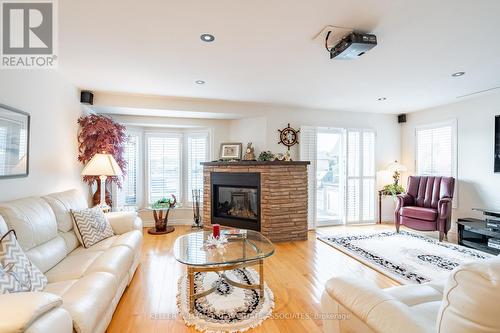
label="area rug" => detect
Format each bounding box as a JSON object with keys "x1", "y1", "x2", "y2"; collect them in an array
[
  {"x1": 318, "y1": 230, "x2": 492, "y2": 284},
  {"x1": 177, "y1": 268, "x2": 274, "y2": 333}
]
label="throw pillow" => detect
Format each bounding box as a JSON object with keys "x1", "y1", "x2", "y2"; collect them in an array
[
  {"x1": 0, "y1": 265, "x2": 25, "y2": 294},
  {"x1": 71, "y1": 207, "x2": 114, "y2": 248},
  {"x1": 0, "y1": 230, "x2": 47, "y2": 293}
]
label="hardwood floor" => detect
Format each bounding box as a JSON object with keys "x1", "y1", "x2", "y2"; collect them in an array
[{"x1": 107, "y1": 224, "x2": 440, "y2": 333}]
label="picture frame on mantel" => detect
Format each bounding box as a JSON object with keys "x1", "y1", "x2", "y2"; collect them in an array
[
  {"x1": 219, "y1": 143, "x2": 242, "y2": 160},
  {"x1": 0, "y1": 103, "x2": 30, "y2": 179}
]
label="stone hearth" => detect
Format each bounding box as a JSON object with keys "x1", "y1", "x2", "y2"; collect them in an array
[{"x1": 202, "y1": 161, "x2": 310, "y2": 242}]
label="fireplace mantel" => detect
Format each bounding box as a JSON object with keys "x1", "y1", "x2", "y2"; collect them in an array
[
  {"x1": 201, "y1": 161, "x2": 310, "y2": 166},
  {"x1": 202, "y1": 160, "x2": 310, "y2": 242}
]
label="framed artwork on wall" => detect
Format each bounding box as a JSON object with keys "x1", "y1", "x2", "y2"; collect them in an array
[
  {"x1": 0, "y1": 104, "x2": 30, "y2": 179},
  {"x1": 219, "y1": 143, "x2": 242, "y2": 160}
]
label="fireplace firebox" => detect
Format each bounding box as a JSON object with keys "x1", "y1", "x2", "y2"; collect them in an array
[{"x1": 211, "y1": 172, "x2": 261, "y2": 231}]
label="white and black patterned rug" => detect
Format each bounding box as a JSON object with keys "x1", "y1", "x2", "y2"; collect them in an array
[
  {"x1": 319, "y1": 230, "x2": 492, "y2": 284},
  {"x1": 177, "y1": 268, "x2": 274, "y2": 333}
]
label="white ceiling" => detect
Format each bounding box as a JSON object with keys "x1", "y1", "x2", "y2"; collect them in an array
[{"x1": 59, "y1": 0, "x2": 500, "y2": 114}]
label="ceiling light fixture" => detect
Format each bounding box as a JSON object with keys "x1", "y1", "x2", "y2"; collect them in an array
[
  {"x1": 378, "y1": 97, "x2": 387, "y2": 101},
  {"x1": 195, "y1": 80, "x2": 205, "y2": 85},
  {"x1": 451, "y1": 71, "x2": 465, "y2": 77},
  {"x1": 200, "y1": 34, "x2": 215, "y2": 42}
]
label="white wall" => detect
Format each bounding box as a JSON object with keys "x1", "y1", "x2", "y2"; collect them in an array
[
  {"x1": 106, "y1": 114, "x2": 231, "y2": 226},
  {"x1": 0, "y1": 70, "x2": 87, "y2": 201},
  {"x1": 95, "y1": 93, "x2": 402, "y2": 222},
  {"x1": 107, "y1": 114, "x2": 231, "y2": 161},
  {"x1": 401, "y1": 90, "x2": 500, "y2": 220},
  {"x1": 229, "y1": 108, "x2": 402, "y2": 221},
  {"x1": 229, "y1": 109, "x2": 400, "y2": 171}
]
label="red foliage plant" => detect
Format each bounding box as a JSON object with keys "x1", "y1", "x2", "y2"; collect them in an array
[{"x1": 77, "y1": 114, "x2": 127, "y2": 188}]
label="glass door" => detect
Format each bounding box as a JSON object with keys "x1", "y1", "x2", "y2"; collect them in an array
[{"x1": 316, "y1": 128, "x2": 345, "y2": 226}]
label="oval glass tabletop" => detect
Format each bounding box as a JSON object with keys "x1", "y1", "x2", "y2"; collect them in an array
[{"x1": 173, "y1": 229, "x2": 275, "y2": 266}]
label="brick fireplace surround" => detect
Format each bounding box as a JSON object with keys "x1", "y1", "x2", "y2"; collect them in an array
[{"x1": 202, "y1": 161, "x2": 310, "y2": 242}]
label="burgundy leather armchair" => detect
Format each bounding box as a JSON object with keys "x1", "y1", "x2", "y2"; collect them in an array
[{"x1": 395, "y1": 176, "x2": 455, "y2": 241}]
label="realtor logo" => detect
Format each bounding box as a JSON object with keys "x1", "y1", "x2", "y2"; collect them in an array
[{"x1": 1, "y1": 0, "x2": 57, "y2": 68}]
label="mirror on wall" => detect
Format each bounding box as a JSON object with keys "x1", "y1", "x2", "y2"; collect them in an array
[{"x1": 0, "y1": 104, "x2": 30, "y2": 179}]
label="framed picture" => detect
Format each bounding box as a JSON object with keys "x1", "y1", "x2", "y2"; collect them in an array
[
  {"x1": 0, "y1": 104, "x2": 30, "y2": 179},
  {"x1": 219, "y1": 143, "x2": 242, "y2": 160}
]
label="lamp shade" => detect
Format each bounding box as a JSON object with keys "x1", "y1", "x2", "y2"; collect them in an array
[
  {"x1": 386, "y1": 160, "x2": 407, "y2": 173},
  {"x1": 81, "y1": 153, "x2": 123, "y2": 176}
]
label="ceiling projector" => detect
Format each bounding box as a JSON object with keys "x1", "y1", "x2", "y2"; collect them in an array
[{"x1": 328, "y1": 32, "x2": 377, "y2": 60}]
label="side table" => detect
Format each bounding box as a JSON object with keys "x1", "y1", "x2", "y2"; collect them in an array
[
  {"x1": 378, "y1": 190, "x2": 402, "y2": 224},
  {"x1": 143, "y1": 207, "x2": 175, "y2": 235}
]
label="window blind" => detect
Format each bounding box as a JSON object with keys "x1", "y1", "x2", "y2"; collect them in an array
[
  {"x1": 186, "y1": 133, "x2": 209, "y2": 202},
  {"x1": 147, "y1": 135, "x2": 181, "y2": 203},
  {"x1": 416, "y1": 124, "x2": 454, "y2": 177},
  {"x1": 0, "y1": 127, "x2": 6, "y2": 174},
  {"x1": 122, "y1": 134, "x2": 139, "y2": 205},
  {"x1": 416, "y1": 122, "x2": 457, "y2": 207},
  {"x1": 300, "y1": 126, "x2": 318, "y2": 229},
  {"x1": 346, "y1": 129, "x2": 375, "y2": 223}
]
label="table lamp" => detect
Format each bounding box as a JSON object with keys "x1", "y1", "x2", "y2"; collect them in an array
[
  {"x1": 386, "y1": 160, "x2": 407, "y2": 186},
  {"x1": 81, "y1": 153, "x2": 122, "y2": 210}
]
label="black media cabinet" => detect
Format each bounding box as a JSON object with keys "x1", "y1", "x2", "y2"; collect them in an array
[{"x1": 457, "y1": 218, "x2": 500, "y2": 255}]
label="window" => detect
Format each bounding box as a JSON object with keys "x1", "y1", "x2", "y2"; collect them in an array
[
  {"x1": 185, "y1": 132, "x2": 209, "y2": 202},
  {"x1": 147, "y1": 134, "x2": 182, "y2": 203},
  {"x1": 122, "y1": 133, "x2": 139, "y2": 205},
  {"x1": 416, "y1": 121, "x2": 456, "y2": 177},
  {"x1": 346, "y1": 129, "x2": 376, "y2": 224},
  {"x1": 145, "y1": 131, "x2": 210, "y2": 205},
  {"x1": 300, "y1": 126, "x2": 376, "y2": 228},
  {"x1": 0, "y1": 127, "x2": 6, "y2": 174}
]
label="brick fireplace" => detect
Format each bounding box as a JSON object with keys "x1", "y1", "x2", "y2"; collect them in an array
[{"x1": 202, "y1": 161, "x2": 310, "y2": 242}]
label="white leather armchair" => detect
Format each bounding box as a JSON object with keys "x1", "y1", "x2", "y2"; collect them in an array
[{"x1": 321, "y1": 255, "x2": 500, "y2": 333}]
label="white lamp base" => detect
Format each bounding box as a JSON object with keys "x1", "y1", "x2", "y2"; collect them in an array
[{"x1": 98, "y1": 175, "x2": 111, "y2": 212}]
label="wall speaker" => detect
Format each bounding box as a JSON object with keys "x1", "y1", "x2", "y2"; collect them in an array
[
  {"x1": 80, "y1": 91, "x2": 94, "y2": 105},
  {"x1": 398, "y1": 114, "x2": 406, "y2": 123}
]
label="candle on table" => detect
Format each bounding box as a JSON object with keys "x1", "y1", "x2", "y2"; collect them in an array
[{"x1": 213, "y1": 224, "x2": 220, "y2": 238}]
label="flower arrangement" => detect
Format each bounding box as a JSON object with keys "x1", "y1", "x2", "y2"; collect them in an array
[
  {"x1": 258, "y1": 150, "x2": 275, "y2": 161},
  {"x1": 204, "y1": 234, "x2": 228, "y2": 249},
  {"x1": 382, "y1": 183, "x2": 405, "y2": 197},
  {"x1": 151, "y1": 195, "x2": 177, "y2": 209},
  {"x1": 77, "y1": 114, "x2": 127, "y2": 188}
]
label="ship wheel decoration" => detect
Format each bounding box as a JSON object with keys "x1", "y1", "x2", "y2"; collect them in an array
[{"x1": 278, "y1": 123, "x2": 300, "y2": 150}]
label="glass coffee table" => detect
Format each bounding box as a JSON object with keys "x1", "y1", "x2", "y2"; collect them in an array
[{"x1": 173, "y1": 229, "x2": 275, "y2": 313}]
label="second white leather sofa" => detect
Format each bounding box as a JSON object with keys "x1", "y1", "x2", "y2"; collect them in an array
[
  {"x1": 321, "y1": 254, "x2": 500, "y2": 333},
  {"x1": 0, "y1": 189, "x2": 143, "y2": 333}
]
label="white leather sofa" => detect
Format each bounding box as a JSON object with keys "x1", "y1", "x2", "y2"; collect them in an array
[
  {"x1": 0, "y1": 189, "x2": 143, "y2": 333},
  {"x1": 321, "y1": 254, "x2": 500, "y2": 333}
]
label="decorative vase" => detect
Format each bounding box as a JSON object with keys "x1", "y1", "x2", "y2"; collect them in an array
[{"x1": 92, "y1": 181, "x2": 112, "y2": 207}]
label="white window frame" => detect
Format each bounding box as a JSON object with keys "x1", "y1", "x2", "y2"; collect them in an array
[
  {"x1": 301, "y1": 126, "x2": 377, "y2": 228},
  {"x1": 112, "y1": 128, "x2": 143, "y2": 210},
  {"x1": 345, "y1": 128, "x2": 376, "y2": 224},
  {"x1": 145, "y1": 131, "x2": 183, "y2": 205},
  {"x1": 415, "y1": 119, "x2": 458, "y2": 207},
  {"x1": 183, "y1": 130, "x2": 211, "y2": 204},
  {"x1": 142, "y1": 129, "x2": 211, "y2": 207},
  {"x1": 123, "y1": 130, "x2": 141, "y2": 206}
]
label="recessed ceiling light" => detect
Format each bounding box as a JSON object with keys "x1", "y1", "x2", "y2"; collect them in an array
[
  {"x1": 195, "y1": 80, "x2": 205, "y2": 85},
  {"x1": 451, "y1": 71, "x2": 465, "y2": 77},
  {"x1": 200, "y1": 34, "x2": 215, "y2": 42},
  {"x1": 378, "y1": 97, "x2": 387, "y2": 101}
]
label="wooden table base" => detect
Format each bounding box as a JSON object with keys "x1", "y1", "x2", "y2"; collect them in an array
[
  {"x1": 148, "y1": 208, "x2": 175, "y2": 235},
  {"x1": 147, "y1": 226, "x2": 175, "y2": 235}
]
